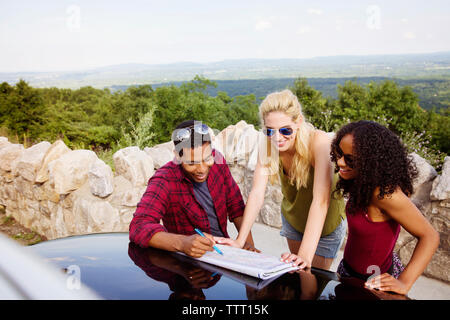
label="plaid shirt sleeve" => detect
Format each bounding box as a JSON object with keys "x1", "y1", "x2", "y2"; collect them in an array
[{"x1": 129, "y1": 174, "x2": 169, "y2": 248}]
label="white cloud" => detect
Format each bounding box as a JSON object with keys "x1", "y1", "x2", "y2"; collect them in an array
[
  {"x1": 307, "y1": 8, "x2": 323, "y2": 15},
  {"x1": 404, "y1": 31, "x2": 416, "y2": 39},
  {"x1": 401, "y1": 18, "x2": 408, "y2": 23},
  {"x1": 254, "y1": 19, "x2": 272, "y2": 31}
]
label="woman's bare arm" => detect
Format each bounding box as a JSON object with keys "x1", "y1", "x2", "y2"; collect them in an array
[
  {"x1": 215, "y1": 158, "x2": 269, "y2": 248},
  {"x1": 366, "y1": 188, "x2": 439, "y2": 294}
]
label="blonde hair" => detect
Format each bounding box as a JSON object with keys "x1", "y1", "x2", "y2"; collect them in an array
[{"x1": 259, "y1": 89, "x2": 315, "y2": 189}]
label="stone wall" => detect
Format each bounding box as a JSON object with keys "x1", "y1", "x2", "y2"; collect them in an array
[
  {"x1": 0, "y1": 120, "x2": 448, "y2": 282},
  {"x1": 395, "y1": 155, "x2": 450, "y2": 282},
  {"x1": 0, "y1": 138, "x2": 153, "y2": 239}
]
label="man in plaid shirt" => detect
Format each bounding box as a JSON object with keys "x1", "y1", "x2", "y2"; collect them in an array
[{"x1": 129, "y1": 120, "x2": 257, "y2": 258}]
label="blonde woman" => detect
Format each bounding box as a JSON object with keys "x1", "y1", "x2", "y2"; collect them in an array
[{"x1": 215, "y1": 89, "x2": 346, "y2": 270}]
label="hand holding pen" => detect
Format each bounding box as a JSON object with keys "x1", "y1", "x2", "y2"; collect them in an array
[
  {"x1": 180, "y1": 229, "x2": 223, "y2": 258},
  {"x1": 195, "y1": 228, "x2": 224, "y2": 255}
]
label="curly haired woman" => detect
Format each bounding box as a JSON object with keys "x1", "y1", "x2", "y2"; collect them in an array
[{"x1": 331, "y1": 120, "x2": 439, "y2": 295}]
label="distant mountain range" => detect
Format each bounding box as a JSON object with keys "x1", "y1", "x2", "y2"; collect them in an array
[{"x1": 1, "y1": 51, "x2": 450, "y2": 89}]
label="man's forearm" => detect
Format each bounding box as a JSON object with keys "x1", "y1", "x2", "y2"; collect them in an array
[
  {"x1": 129, "y1": 213, "x2": 167, "y2": 248},
  {"x1": 148, "y1": 231, "x2": 185, "y2": 252}
]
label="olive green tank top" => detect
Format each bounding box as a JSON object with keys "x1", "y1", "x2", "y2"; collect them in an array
[{"x1": 279, "y1": 162, "x2": 345, "y2": 237}]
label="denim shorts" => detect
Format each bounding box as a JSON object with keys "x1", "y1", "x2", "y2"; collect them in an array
[{"x1": 280, "y1": 214, "x2": 347, "y2": 259}]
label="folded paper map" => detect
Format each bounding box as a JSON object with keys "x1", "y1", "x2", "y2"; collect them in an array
[{"x1": 177, "y1": 244, "x2": 299, "y2": 280}]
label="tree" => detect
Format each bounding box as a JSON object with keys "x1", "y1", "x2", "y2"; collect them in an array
[
  {"x1": 336, "y1": 80, "x2": 368, "y2": 121},
  {"x1": 118, "y1": 108, "x2": 157, "y2": 149},
  {"x1": 223, "y1": 94, "x2": 260, "y2": 129},
  {"x1": 365, "y1": 80, "x2": 423, "y2": 134},
  {"x1": 291, "y1": 77, "x2": 343, "y2": 131},
  {"x1": 3, "y1": 80, "x2": 47, "y2": 141},
  {"x1": 0, "y1": 82, "x2": 14, "y2": 126}
]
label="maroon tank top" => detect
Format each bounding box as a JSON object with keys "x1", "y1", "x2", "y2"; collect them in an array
[{"x1": 344, "y1": 207, "x2": 401, "y2": 276}]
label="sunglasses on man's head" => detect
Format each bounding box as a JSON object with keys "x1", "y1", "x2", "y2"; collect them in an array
[
  {"x1": 172, "y1": 123, "x2": 210, "y2": 142},
  {"x1": 263, "y1": 127, "x2": 294, "y2": 137}
]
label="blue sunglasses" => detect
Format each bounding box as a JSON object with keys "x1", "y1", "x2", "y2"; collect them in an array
[{"x1": 263, "y1": 127, "x2": 294, "y2": 137}]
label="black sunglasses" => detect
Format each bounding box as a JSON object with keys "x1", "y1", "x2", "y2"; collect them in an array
[
  {"x1": 172, "y1": 123, "x2": 210, "y2": 142},
  {"x1": 334, "y1": 146, "x2": 355, "y2": 168},
  {"x1": 263, "y1": 127, "x2": 294, "y2": 137}
]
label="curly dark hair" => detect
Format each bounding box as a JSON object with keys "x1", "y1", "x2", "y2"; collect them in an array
[{"x1": 330, "y1": 120, "x2": 418, "y2": 215}]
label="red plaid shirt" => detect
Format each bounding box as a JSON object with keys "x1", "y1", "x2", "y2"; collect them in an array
[{"x1": 129, "y1": 150, "x2": 245, "y2": 248}]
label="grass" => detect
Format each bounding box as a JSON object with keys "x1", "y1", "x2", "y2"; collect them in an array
[
  {"x1": 0, "y1": 210, "x2": 45, "y2": 246},
  {"x1": 96, "y1": 147, "x2": 117, "y2": 172},
  {"x1": 12, "y1": 231, "x2": 43, "y2": 245},
  {"x1": 1, "y1": 215, "x2": 14, "y2": 226}
]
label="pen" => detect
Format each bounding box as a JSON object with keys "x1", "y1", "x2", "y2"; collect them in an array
[{"x1": 194, "y1": 228, "x2": 224, "y2": 255}]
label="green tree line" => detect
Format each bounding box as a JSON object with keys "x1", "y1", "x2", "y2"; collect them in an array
[
  {"x1": 0, "y1": 76, "x2": 448, "y2": 170},
  {"x1": 131, "y1": 77, "x2": 450, "y2": 112}
]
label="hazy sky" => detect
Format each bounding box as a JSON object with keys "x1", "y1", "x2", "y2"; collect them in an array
[{"x1": 1, "y1": 0, "x2": 450, "y2": 72}]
